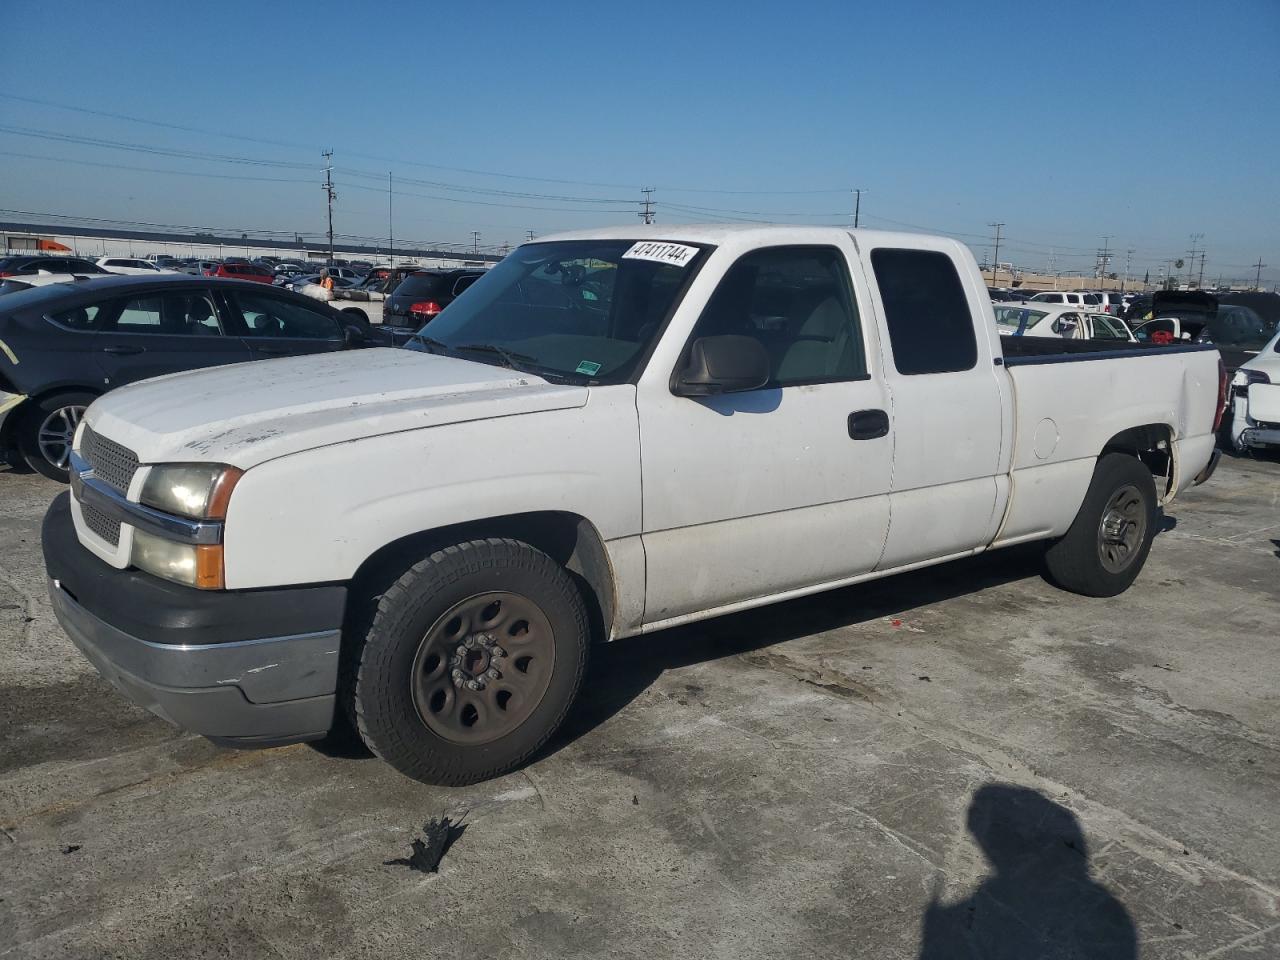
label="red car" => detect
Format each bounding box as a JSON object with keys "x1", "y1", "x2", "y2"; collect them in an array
[{"x1": 205, "y1": 263, "x2": 275, "y2": 284}]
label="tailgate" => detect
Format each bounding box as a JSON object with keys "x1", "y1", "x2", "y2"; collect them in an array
[{"x1": 1248, "y1": 383, "x2": 1280, "y2": 423}]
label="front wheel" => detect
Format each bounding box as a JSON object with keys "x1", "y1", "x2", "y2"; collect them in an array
[
  {"x1": 18, "y1": 392, "x2": 95, "y2": 482},
  {"x1": 348, "y1": 538, "x2": 589, "y2": 785},
  {"x1": 1044, "y1": 453, "x2": 1158, "y2": 597}
]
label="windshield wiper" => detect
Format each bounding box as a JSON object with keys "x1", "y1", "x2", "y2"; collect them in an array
[
  {"x1": 453, "y1": 342, "x2": 539, "y2": 369},
  {"x1": 406, "y1": 332, "x2": 448, "y2": 352}
]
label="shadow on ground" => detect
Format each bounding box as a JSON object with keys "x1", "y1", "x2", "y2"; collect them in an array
[
  {"x1": 917, "y1": 784, "x2": 1136, "y2": 959},
  {"x1": 552, "y1": 542, "x2": 1053, "y2": 755}
]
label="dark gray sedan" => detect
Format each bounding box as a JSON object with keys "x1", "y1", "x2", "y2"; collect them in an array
[{"x1": 0, "y1": 274, "x2": 388, "y2": 481}]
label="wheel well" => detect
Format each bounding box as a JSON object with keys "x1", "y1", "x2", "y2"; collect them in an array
[
  {"x1": 339, "y1": 307, "x2": 368, "y2": 322},
  {"x1": 348, "y1": 512, "x2": 616, "y2": 643},
  {"x1": 1101, "y1": 423, "x2": 1175, "y2": 497},
  {"x1": 1, "y1": 386, "x2": 100, "y2": 446}
]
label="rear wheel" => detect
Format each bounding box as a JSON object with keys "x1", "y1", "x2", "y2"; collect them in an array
[
  {"x1": 348, "y1": 538, "x2": 589, "y2": 785},
  {"x1": 1044, "y1": 453, "x2": 1157, "y2": 597},
  {"x1": 18, "y1": 392, "x2": 95, "y2": 482}
]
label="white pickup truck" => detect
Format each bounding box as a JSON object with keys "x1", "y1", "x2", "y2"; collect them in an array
[{"x1": 42, "y1": 226, "x2": 1225, "y2": 785}]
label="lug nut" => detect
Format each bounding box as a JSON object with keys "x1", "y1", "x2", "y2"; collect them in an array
[
  {"x1": 466, "y1": 679, "x2": 483, "y2": 691},
  {"x1": 485, "y1": 668, "x2": 501, "y2": 680}
]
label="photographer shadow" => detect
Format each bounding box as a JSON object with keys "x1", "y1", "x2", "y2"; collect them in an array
[{"x1": 918, "y1": 784, "x2": 1136, "y2": 960}]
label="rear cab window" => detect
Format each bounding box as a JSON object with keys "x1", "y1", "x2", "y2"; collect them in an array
[{"x1": 870, "y1": 248, "x2": 977, "y2": 375}]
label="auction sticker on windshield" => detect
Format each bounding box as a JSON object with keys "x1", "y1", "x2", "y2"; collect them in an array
[{"x1": 622, "y1": 241, "x2": 699, "y2": 267}]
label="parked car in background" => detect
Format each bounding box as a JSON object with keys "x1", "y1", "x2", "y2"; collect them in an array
[
  {"x1": 96, "y1": 257, "x2": 177, "y2": 276},
  {"x1": 1096, "y1": 292, "x2": 1125, "y2": 314},
  {"x1": 1227, "y1": 325, "x2": 1280, "y2": 453},
  {"x1": 994, "y1": 304, "x2": 1135, "y2": 342},
  {"x1": 383, "y1": 269, "x2": 484, "y2": 329},
  {"x1": 0, "y1": 274, "x2": 385, "y2": 480},
  {"x1": 1028, "y1": 291, "x2": 1088, "y2": 306},
  {"x1": 184, "y1": 259, "x2": 219, "y2": 276},
  {"x1": 0, "y1": 275, "x2": 99, "y2": 296},
  {"x1": 285, "y1": 274, "x2": 359, "y2": 292},
  {"x1": 0, "y1": 255, "x2": 109, "y2": 278},
  {"x1": 272, "y1": 266, "x2": 308, "y2": 284},
  {"x1": 207, "y1": 263, "x2": 275, "y2": 283},
  {"x1": 1131, "y1": 291, "x2": 1276, "y2": 374},
  {"x1": 316, "y1": 265, "x2": 361, "y2": 282}
]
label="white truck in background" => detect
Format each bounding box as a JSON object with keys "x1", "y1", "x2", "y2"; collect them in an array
[{"x1": 44, "y1": 225, "x2": 1225, "y2": 786}]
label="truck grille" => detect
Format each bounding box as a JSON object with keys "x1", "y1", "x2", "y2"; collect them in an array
[
  {"x1": 81, "y1": 502, "x2": 121, "y2": 546},
  {"x1": 80, "y1": 424, "x2": 140, "y2": 495}
]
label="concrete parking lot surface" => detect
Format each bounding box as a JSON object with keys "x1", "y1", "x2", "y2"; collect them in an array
[{"x1": 1, "y1": 457, "x2": 1277, "y2": 959}]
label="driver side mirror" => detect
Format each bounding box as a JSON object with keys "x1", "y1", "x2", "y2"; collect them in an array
[
  {"x1": 673, "y1": 335, "x2": 771, "y2": 396},
  {"x1": 343, "y1": 324, "x2": 365, "y2": 348},
  {"x1": 1052, "y1": 316, "x2": 1079, "y2": 335}
]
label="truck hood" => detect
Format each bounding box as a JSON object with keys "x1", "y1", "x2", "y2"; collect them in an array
[{"x1": 85, "y1": 348, "x2": 588, "y2": 468}]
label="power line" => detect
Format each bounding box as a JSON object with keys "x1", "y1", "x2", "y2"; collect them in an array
[
  {"x1": 0, "y1": 124, "x2": 318, "y2": 169},
  {"x1": 0, "y1": 92, "x2": 849, "y2": 195}
]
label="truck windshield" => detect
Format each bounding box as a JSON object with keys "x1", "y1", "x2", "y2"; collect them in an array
[{"x1": 404, "y1": 240, "x2": 707, "y2": 383}]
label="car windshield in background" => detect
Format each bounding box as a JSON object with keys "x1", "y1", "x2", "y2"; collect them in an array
[
  {"x1": 1203, "y1": 305, "x2": 1278, "y2": 351},
  {"x1": 394, "y1": 274, "x2": 449, "y2": 299},
  {"x1": 405, "y1": 239, "x2": 706, "y2": 383},
  {"x1": 994, "y1": 305, "x2": 1047, "y2": 332}
]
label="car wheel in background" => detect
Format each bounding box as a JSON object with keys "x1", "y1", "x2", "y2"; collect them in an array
[
  {"x1": 1044, "y1": 453, "x2": 1157, "y2": 597},
  {"x1": 18, "y1": 392, "x2": 96, "y2": 483},
  {"x1": 346, "y1": 538, "x2": 590, "y2": 785}
]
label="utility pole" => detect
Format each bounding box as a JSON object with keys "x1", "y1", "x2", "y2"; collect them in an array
[
  {"x1": 1197, "y1": 247, "x2": 1207, "y2": 289},
  {"x1": 1096, "y1": 236, "x2": 1112, "y2": 285},
  {"x1": 1122, "y1": 247, "x2": 1133, "y2": 293},
  {"x1": 988, "y1": 223, "x2": 1004, "y2": 285},
  {"x1": 852, "y1": 188, "x2": 862, "y2": 228},
  {"x1": 322, "y1": 150, "x2": 336, "y2": 264},
  {"x1": 526, "y1": 230, "x2": 535, "y2": 243},
  {"x1": 471, "y1": 231, "x2": 480, "y2": 255},
  {"x1": 1255, "y1": 257, "x2": 1266, "y2": 291},
  {"x1": 387, "y1": 172, "x2": 394, "y2": 267},
  {"x1": 639, "y1": 187, "x2": 655, "y2": 225},
  {"x1": 1186, "y1": 233, "x2": 1203, "y2": 287}
]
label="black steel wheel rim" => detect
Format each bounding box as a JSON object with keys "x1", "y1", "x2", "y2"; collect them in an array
[
  {"x1": 409, "y1": 591, "x2": 556, "y2": 745},
  {"x1": 1097, "y1": 483, "x2": 1146, "y2": 574}
]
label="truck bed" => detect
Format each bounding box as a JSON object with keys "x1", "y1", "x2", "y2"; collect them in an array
[{"x1": 1000, "y1": 336, "x2": 1217, "y2": 365}]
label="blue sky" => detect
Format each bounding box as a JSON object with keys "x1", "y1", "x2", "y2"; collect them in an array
[{"x1": 1, "y1": 0, "x2": 1277, "y2": 283}]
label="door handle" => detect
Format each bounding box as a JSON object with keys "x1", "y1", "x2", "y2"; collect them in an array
[
  {"x1": 101, "y1": 345, "x2": 145, "y2": 355},
  {"x1": 848, "y1": 409, "x2": 889, "y2": 440},
  {"x1": 255, "y1": 345, "x2": 291, "y2": 355}
]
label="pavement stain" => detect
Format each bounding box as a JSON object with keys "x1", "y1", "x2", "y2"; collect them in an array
[{"x1": 739, "y1": 650, "x2": 880, "y2": 703}]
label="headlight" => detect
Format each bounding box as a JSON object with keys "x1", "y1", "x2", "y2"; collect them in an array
[
  {"x1": 139, "y1": 463, "x2": 242, "y2": 519},
  {"x1": 132, "y1": 528, "x2": 224, "y2": 589}
]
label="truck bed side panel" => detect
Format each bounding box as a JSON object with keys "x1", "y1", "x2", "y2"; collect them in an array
[{"x1": 996, "y1": 348, "x2": 1219, "y2": 545}]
